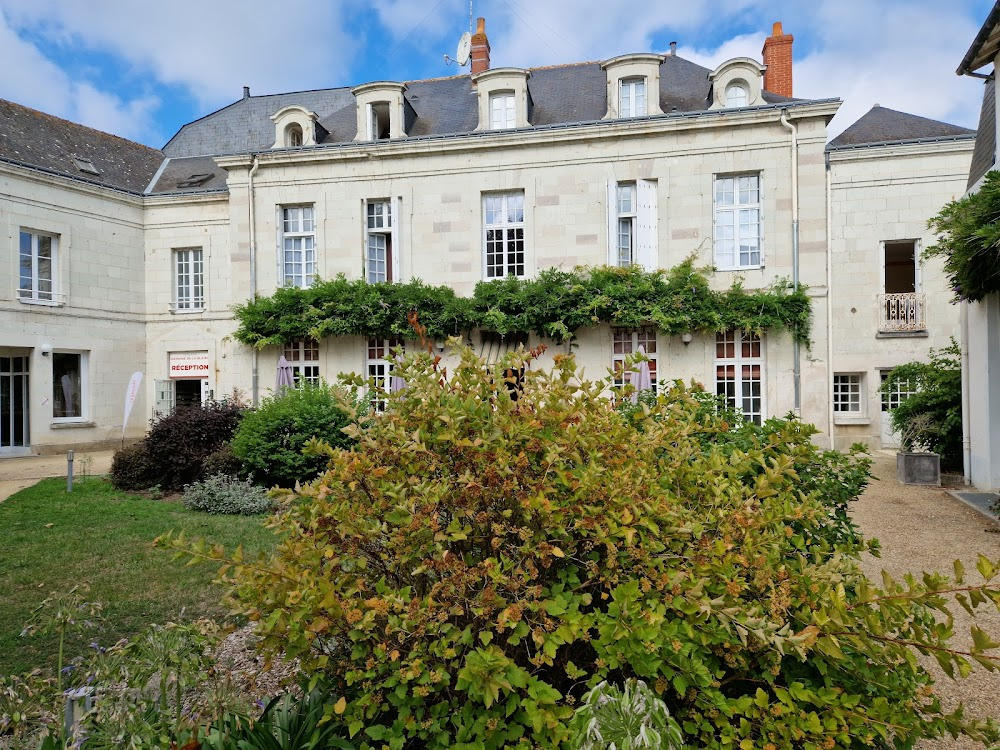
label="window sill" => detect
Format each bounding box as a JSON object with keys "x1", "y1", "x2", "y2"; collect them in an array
[
  {"x1": 50, "y1": 420, "x2": 96, "y2": 429},
  {"x1": 714, "y1": 265, "x2": 764, "y2": 272},
  {"x1": 18, "y1": 297, "x2": 64, "y2": 307},
  {"x1": 876, "y1": 330, "x2": 928, "y2": 339},
  {"x1": 833, "y1": 415, "x2": 870, "y2": 426},
  {"x1": 170, "y1": 307, "x2": 206, "y2": 315}
]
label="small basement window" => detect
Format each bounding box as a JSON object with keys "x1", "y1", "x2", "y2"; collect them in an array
[
  {"x1": 177, "y1": 173, "x2": 213, "y2": 188},
  {"x1": 72, "y1": 157, "x2": 100, "y2": 176}
]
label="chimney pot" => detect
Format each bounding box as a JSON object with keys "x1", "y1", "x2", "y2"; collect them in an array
[
  {"x1": 243, "y1": 86, "x2": 250, "y2": 100},
  {"x1": 669, "y1": 41, "x2": 677, "y2": 56},
  {"x1": 471, "y1": 16, "x2": 491, "y2": 76},
  {"x1": 761, "y1": 21, "x2": 793, "y2": 97}
]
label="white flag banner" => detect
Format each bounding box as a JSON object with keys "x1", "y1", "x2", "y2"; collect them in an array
[{"x1": 122, "y1": 372, "x2": 143, "y2": 439}]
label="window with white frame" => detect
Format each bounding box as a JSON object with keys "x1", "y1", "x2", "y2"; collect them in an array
[
  {"x1": 52, "y1": 351, "x2": 87, "y2": 420},
  {"x1": 365, "y1": 198, "x2": 399, "y2": 283},
  {"x1": 281, "y1": 206, "x2": 316, "y2": 288},
  {"x1": 715, "y1": 330, "x2": 764, "y2": 425},
  {"x1": 619, "y1": 77, "x2": 647, "y2": 117},
  {"x1": 283, "y1": 338, "x2": 320, "y2": 386},
  {"x1": 19, "y1": 230, "x2": 57, "y2": 303},
  {"x1": 366, "y1": 338, "x2": 401, "y2": 412},
  {"x1": 725, "y1": 82, "x2": 749, "y2": 107},
  {"x1": 714, "y1": 174, "x2": 762, "y2": 269},
  {"x1": 484, "y1": 192, "x2": 525, "y2": 278},
  {"x1": 608, "y1": 180, "x2": 657, "y2": 269},
  {"x1": 612, "y1": 327, "x2": 658, "y2": 391},
  {"x1": 880, "y1": 371, "x2": 917, "y2": 412},
  {"x1": 833, "y1": 373, "x2": 864, "y2": 414},
  {"x1": 173, "y1": 247, "x2": 204, "y2": 311},
  {"x1": 490, "y1": 92, "x2": 516, "y2": 130}
]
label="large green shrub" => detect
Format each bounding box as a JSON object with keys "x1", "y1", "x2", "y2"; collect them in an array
[
  {"x1": 881, "y1": 341, "x2": 962, "y2": 469},
  {"x1": 167, "y1": 347, "x2": 1000, "y2": 749},
  {"x1": 229, "y1": 383, "x2": 362, "y2": 489}
]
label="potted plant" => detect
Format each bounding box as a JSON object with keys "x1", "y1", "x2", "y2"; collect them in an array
[{"x1": 894, "y1": 413, "x2": 941, "y2": 486}]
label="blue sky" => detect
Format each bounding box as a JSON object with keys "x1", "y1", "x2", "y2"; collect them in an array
[{"x1": 0, "y1": 0, "x2": 994, "y2": 148}]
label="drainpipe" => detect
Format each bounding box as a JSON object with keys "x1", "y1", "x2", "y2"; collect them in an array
[
  {"x1": 780, "y1": 109, "x2": 801, "y2": 414},
  {"x1": 825, "y1": 152, "x2": 835, "y2": 449},
  {"x1": 961, "y1": 300, "x2": 972, "y2": 484},
  {"x1": 248, "y1": 154, "x2": 260, "y2": 407}
]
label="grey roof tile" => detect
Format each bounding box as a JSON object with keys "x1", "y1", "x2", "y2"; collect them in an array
[
  {"x1": 827, "y1": 105, "x2": 976, "y2": 150},
  {"x1": 0, "y1": 99, "x2": 164, "y2": 193},
  {"x1": 152, "y1": 155, "x2": 229, "y2": 194},
  {"x1": 968, "y1": 76, "x2": 996, "y2": 189}
]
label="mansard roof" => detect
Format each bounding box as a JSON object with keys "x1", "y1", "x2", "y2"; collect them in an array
[
  {"x1": 826, "y1": 105, "x2": 976, "y2": 151},
  {"x1": 0, "y1": 99, "x2": 164, "y2": 194}
]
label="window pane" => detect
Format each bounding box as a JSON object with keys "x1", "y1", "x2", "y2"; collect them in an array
[{"x1": 53, "y1": 353, "x2": 82, "y2": 419}]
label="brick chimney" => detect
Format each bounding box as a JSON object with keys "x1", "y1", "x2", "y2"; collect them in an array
[
  {"x1": 471, "y1": 17, "x2": 490, "y2": 75},
  {"x1": 761, "y1": 21, "x2": 793, "y2": 97}
]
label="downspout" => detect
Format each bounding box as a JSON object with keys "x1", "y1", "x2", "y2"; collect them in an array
[
  {"x1": 248, "y1": 154, "x2": 260, "y2": 407},
  {"x1": 780, "y1": 109, "x2": 801, "y2": 414},
  {"x1": 825, "y1": 152, "x2": 835, "y2": 449},
  {"x1": 961, "y1": 300, "x2": 972, "y2": 483}
]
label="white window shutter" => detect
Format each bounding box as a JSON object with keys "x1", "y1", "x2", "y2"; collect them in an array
[
  {"x1": 636, "y1": 179, "x2": 657, "y2": 270},
  {"x1": 390, "y1": 196, "x2": 401, "y2": 282},
  {"x1": 607, "y1": 181, "x2": 618, "y2": 266}
]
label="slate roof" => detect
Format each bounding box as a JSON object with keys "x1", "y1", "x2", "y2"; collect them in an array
[
  {"x1": 826, "y1": 105, "x2": 976, "y2": 150},
  {"x1": 0, "y1": 99, "x2": 164, "y2": 194},
  {"x1": 958, "y1": 0, "x2": 1000, "y2": 74},
  {"x1": 160, "y1": 54, "x2": 797, "y2": 161},
  {"x1": 968, "y1": 76, "x2": 996, "y2": 189}
]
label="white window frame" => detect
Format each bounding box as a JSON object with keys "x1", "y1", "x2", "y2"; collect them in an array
[
  {"x1": 611, "y1": 327, "x2": 658, "y2": 392},
  {"x1": 172, "y1": 247, "x2": 204, "y2": 312},
  {"x1": 283, "y1": 338, "x2": 320, "y2": 386},
  {"x1": 880, "y1": 370, "x2": 918, "y2": 412},
  {"x1": 725, "y1": 82, "x2": 749, "y2": 107},
  {"x1": 52, "y1": 350, "x2": 88, "y2": 423},
  {"x1": 490, "y1": 92, "x2": 516, "y2": 130},
  {"x1": 483, "y1": 191, "x2": 526, "y2": 279},
  {"x1": 366, "y1": 338, "x2": 400, "y2": 412},
  {"x1": 280, "y1": 206, "x2": 316, "y2": 288},
  {"x1": 833, "y1": 373, "x2": 864, "y2": 415},
  {"x1": 715, "y1": 330, "x2": 765, "y2": 425},
  {"x1": 714, "y1": 174, "x2": 762, "y2": 270},
  {"x1": 619, "y1": 77, "x2": 647, "y2": 118},
  {"x1": 607, "y1": 180, "x2": 657, "y2": 269},
  {"x1": 365, "y1": 197, "x2": 401, "y2": 283},
  {"x1": 18, "y1": 230, "x2": 60, "y2": 305}
]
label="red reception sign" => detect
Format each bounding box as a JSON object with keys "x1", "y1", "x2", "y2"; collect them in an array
[{"x1": 169, "y1": 351, "x2": 210, "y2": 378}]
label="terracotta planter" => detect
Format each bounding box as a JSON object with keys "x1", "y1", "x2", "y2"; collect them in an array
[{"x1": 896, "y1": 452, "x2": 941, "y2": 486}]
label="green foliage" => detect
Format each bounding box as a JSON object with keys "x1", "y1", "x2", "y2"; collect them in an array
[
  {"x1": 232, "y1": 261, "x2": 811, "y2": 347},
  {"x1": 229, "y1": 383, "x2": 365, "y2": 489},
  {"x1": 182, "y1": 474, "x2": 274, "y2": 516},
  {"x1": 926, "y1": 169, "x2": 1000, "y2": 302},
  {"x1": 110, "y1": 399, "x2": 247, "y2": 492},
  {"x1": 165, "y1": 347, "x2": 1000, "y2": 749},
  {"x1": 569, "y1": 679, "x2": 684, "y2": 750},
  {"x1": 202, "y1": 445, "x2": 243, "y2": 478},
  {"x1": 881, "y1": 341, "x2": 962, "y2": 469}
]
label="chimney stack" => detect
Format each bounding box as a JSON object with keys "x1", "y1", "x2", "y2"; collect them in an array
[
  {"x1": 761, "y1": 21, "x2": 793, "y2": 97},
  {"x1": 471, "y1": 17, "x2": 490, "y2": 75},
  {"x1": 243, "y1": 86, "x2": 250, "y2": 100},
  {"x1": 669, "y1": 41, "x2": 677, "y2": 56}
]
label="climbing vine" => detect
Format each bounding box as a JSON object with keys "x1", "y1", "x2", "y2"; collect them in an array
[{"x1": 232, "y1": 259, "x2": 811, "y2": 347}]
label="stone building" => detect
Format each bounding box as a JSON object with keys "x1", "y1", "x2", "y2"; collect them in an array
[{"x1": 0, "y1": 21, "x2": 974, "y2": 457}]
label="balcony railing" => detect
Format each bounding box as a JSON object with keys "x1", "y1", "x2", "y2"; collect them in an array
[{"x1": 879, "y1": 292, "x2": 926, "y2": 332}]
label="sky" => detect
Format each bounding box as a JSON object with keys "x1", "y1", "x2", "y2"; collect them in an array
[{"x1": 0, "y1": 0, "x2": 994, "y2": 149}]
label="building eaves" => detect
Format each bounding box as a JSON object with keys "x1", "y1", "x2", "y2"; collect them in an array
[
  {"x1": 826, "y1": 133, "x2": 977, "y2": 152},
  {"x1": 959, "y1": 1, "x2": 1000, "y2": 75},
  {"x1": 827, "y1": 105, "x2": 976, "y2": 150}
]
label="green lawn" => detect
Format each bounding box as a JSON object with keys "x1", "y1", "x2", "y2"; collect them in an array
[{"x1": 0, "y1": 477, "x2": 278, "y2": 676}]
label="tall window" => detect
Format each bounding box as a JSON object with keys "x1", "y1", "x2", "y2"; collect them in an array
[
  {"x1": 615, "y1": 184, "x2": 636, "y2": 267},
  {"x1": 285, "y1": 123, "x2": 303, "y2": 147},
  {"x1": 484, "y1": 192, "x2": 525, "y2": 278},
  {"x1": 612, "y1": 327, "x2": 658, "y2": 391},
  {"x1": 53, "y1": 352, "x2": 86, "y2": 420},
  {"x1": 715, "y1": 330, "x2": 764, "y2": 425},
  {"x1": 490, "y1": 92, "x2": 516, "y2": 129},
  {"x1": 619, "y1": 78, "x2": 647, "y2": 117},
  {"x1": 715, "y1": 174, "x2": 761, "y2": 269},
  {"x1": 366, "y1": 338, "x2": 400, "y2": 412},
  {"x1": 833, "y1": 373, "x2": 864, "y2": 414},
  {"x1": 608, "y1": 181, "x2": 657, "y2": 269},
  {"x1": 282, "y1": 206, "x2": 316, "y2": 288},
  {"x1": 366, "y1": 199, "x2": 396, "y2": 283},
  {"x1": 19, "y1": 230, "x2": 57, "y2": 303},
  {"x1": 283, "y1": 338, "x2": 320, "y2": 386},
  {"x1": 725, "y1": 83, "x2": 749, "y2": 107},
  {"x1": 173, "y1": 248, "x2": 204, "y2": 311}
]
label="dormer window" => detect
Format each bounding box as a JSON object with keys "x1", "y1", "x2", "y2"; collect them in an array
[
  {"x1": 619, "y1": 78, "x2": 647, "y2": 118},
  {"x1": 352, "y1": 82, "x2": 409, "y2": 142},
  {"x1": 708, "y1": 58, "x2": 767, "y2": 110},
  {"x1": 285, "y1": 123, "x2": 303, "y2": 147},
  {"x1": 72, "y1": 157, "x2": 100, "y2": 176},
  {"x1": 270, "y1": 105, "x2": 322, "y2": 149},
  {"x1": 177, "y1": 173, "x2": 213, "y2": 188},
  {"x1": 600, "y1": 54, "x2": 665, "y2": 120},
  {"x1": 473, "y1": 68, "x2": 531, "y2": 131}
]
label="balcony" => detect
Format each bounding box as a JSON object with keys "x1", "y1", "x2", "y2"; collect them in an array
[{"x1": 879, "y1": 292, "x2": 926, "y2": 333}]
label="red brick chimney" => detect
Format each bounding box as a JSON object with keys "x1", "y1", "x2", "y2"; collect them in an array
[
  {"x1": 471, "y1": 17, "x2": 490, "y2": 75},
  {"x1": 761, "y1": 21, "x2": 793, "y2": 97}
]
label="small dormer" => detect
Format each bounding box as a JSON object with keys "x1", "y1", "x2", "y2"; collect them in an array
[
  {"x1": 600, "y1": 53, "x2": 666, "y2": 119},
  {"x1": 352, "y1": 82, "x2": 408, "y2": 141},
  {"x1": 473, "y1": 68, "x2": 532, "y2": 131},
  {"x1": 270, "y1": 105, "x2": 321, "y2": 148},
  {"x1": 708, "y1": 58, "x2": 767, "y2": 110}
]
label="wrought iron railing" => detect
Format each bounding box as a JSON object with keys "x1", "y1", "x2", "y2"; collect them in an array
[{"x1": 879, "y1": 293, "x2": 926, "y2": 332}]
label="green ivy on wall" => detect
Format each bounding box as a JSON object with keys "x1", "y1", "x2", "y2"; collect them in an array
[{"x1": 232, "y1": 259, "x2": 811, "y2": 347}]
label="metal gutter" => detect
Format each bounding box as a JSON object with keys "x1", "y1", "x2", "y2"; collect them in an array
[{"x1": 826, "y1": 134, "x2": 977, "y2": 152}]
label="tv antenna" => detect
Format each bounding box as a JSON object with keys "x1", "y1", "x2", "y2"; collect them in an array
[{"x1": 444, "y1": 1, "x2": 474, "y2": 66}]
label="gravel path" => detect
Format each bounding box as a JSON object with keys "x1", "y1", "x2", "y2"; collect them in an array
[{"x1": 850, "y1": 453, "x2": 1000, "y2": 750}]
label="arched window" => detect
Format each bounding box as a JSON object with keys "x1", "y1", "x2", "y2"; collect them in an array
[
  {"x1": 285, "y1": 123, "x2": 303, "y2": 147},
  {"x1": 725, "y1": 82, "x2": 749, "y2": 108}
]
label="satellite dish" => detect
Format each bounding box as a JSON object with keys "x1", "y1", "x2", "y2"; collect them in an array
[{"x1": 456, "y1": 32, "x2": 472, "y2": 66}]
